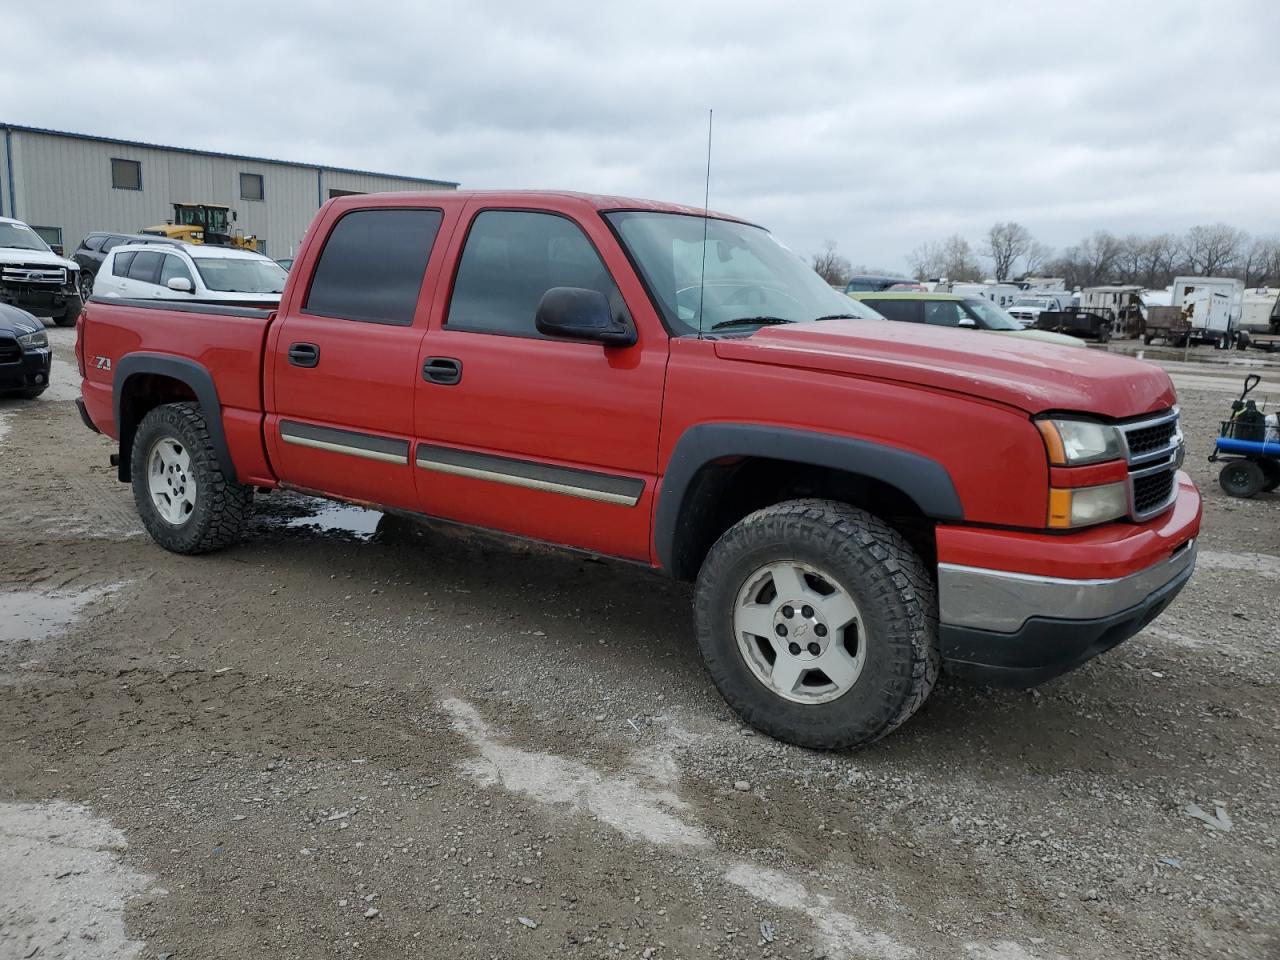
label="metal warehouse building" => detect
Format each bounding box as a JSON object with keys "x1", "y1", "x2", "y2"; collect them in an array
[{"x1": 0, "y1": 123, "x2": 457, "y2": 258}]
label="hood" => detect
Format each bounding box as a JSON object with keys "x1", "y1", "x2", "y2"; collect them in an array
[
  {"x1": 993, "y1": 328, "x2": 1087, "y2": 349},
  {"x1": 713, "y1": 319, "x2": 1176, "y2": 418},
  {"x1": 0, "y1": 246, "x2": 78, "y2": 271},
  {"x1": 0, "y1": 302, "x2": 45, "y2": 334}
]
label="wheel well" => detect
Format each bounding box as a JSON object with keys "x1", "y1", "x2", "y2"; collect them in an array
[
  {"x1": 668, "y1": 457, "x2": 936, "y2": 581},
  {"x1": 116, "y1": 373, "x2": 197, "y2": 481}
]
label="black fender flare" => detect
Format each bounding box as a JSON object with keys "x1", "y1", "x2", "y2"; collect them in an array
[
  {"x1": 654, "y1": 423, "x2": 964, "y2": 575},
  {"x1": 112, "y1": 353, "x2": 236, "y2": 483}
]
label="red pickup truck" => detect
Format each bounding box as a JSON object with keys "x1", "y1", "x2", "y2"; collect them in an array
[{"x1": 75, "y1": 191, "x2": 1200, "y2": 749}]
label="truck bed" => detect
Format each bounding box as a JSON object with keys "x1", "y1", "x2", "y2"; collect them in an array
[{"x1": 79, "y1": 297, "x2": 275, "y2": 480}]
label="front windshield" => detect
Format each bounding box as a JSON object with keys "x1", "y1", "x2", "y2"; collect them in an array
[
  {"x1": 606, "y1": 211, "x2": 882, "y2": 335},
  {"x1": 0, "y1": 221, "x2": 52, "y2": 252},
  {"x1": 177, "y1": 206, "x2": 230, "y2": 235},
  {"x1": 964, "y1": 298, "x2": 1021, "y2": 330},
  {"x1": 1011, "y1": 298, "x2": 1047, "y2": 307},
  {"x1": 192, "y1": 256, "x2": 287, "y2": 294}
]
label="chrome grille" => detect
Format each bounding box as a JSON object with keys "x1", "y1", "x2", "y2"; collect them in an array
[
  {"x1": 1120, "y1": 408, "x2": 1181, "y2": 521},
  {"x1": 1, "y1": 264, "x2": 67, "y2": 285}
]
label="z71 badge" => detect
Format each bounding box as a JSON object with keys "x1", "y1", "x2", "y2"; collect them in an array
[{"x1": 94, "y1": 356, "x2": 112, "y2": 371}]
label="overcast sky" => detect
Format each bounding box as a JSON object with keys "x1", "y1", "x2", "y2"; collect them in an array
[{"x1": 5, "y1": 1, "x2": 1278, "y2": 271}]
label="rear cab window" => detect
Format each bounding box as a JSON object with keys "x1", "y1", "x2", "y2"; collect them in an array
[{"x1": 303, "y1": 208, "x2": 443, "y2": 325}]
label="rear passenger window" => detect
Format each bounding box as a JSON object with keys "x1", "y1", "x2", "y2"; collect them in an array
[
  {"x1": 867, "y1": 300, "x2": 920, "y2": 323},
  {"x1": 303, "y1": 208, "x2": 443, "y2": 325},
  {"x1": 112, "y1": 251, "x2": 137, "y2": 277},
  {"x1": 81, "y1": 235, "x2": 104, "y2": 252},
  {"x1": 447, "y1": 210, "x2": 619, "y2": 337},
  {"x1": 101, "y1": 236, "x2": 124, "y2": 253},
  {"x1": 128, "y1": 251, "x2": 164, "y2": 284}
]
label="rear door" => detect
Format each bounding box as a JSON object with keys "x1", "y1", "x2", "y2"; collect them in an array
[
  {"x1": 410, "y1": 201, "x2": 668, "y2": 561},
  {"x1": 264, "y1": 205, "x2": 453, "y2": 511}
]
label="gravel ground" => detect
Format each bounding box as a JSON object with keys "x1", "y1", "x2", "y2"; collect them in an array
[{"x1": 0, "y1": 328, "x2": 1277, "y2": 960}]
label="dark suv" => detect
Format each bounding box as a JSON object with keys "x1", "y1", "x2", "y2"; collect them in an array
[{"x1": 72, "y1": 233, "x2": 185, "y2": 298}]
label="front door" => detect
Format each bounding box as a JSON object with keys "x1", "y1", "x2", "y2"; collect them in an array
[
  {"x1": 412, "y1": 203, "x2": 668, "y2": 561},
  {"x1": 265, "y1": 205, "x2": 452, "y2": 511}
]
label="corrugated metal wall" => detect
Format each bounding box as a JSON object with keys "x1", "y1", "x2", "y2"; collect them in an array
[{"x1": 2, "y1": 128, "x2": 454, "y2": 258}]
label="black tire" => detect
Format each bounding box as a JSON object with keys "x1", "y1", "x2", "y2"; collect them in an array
[
  {"x1": 693, "y1": 499, "x2": 938, "y2": 750},
  {"x1": 1260, "y1": 461, "x2": 1280, "y2": 493},
  {"x1": 1218, "y1": 460, "x2": 1266, "y2": 498},
  {"x1": 130, "y1": 402, "x2": 253, "y2": 554},
  {"x1": 79, "y1": 270, "x2": 94, "y2": 299}
]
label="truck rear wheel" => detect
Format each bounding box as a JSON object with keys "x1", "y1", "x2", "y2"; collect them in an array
[
  {"x1": 130, "y1": 402, "x2": 253, "y2": 554},
  {"x1": 693, "y1": 499, "x2": 938, "y2": 750}
]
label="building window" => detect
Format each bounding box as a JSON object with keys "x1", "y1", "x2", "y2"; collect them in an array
[
  {"x1": 111, "y1": 158, "x2": 142, "y2": 190},
  {"x1": 240, "y1": 172, "x2": 265, "y2": 201},
  {"x1": 32, "y1": 226, "x2": 63, "y2": 252}
]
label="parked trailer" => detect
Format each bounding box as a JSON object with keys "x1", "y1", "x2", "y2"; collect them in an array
[
  {"x1": 1142, "y1": 306, "x2": 1192, "y2": 346},
  {"x1": 1080, "y1": 286, "x2": 1144, "y2": 338},
  {"x1": 1171, "y1": 276, "x2": 1244, "y2": 347},
  {"x1": 1036, "y1": 309, "x2": 1111, "y2": 342}
]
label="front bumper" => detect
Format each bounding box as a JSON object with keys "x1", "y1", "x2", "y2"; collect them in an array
[
  {"x1": 0, "y1": 285, "x2": 82, "y2": 320},
  {"x1": 936, "y1": 475, "x2": 1201, "y2": 686},
  {"x1": 0, "y1": 344, "x2": 52, "y2": 390}
]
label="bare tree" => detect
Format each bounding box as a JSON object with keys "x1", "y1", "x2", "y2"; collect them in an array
[
  {"x1": 1022, "y1": 241, "x2": 1053, "y2": 277},
  {"x1": 1137, "y1": 234, "x2": 1179, "y2": 288},
  {"x1": 908, "y1": 240, "x2": 946, "y2": 280},
  {"x1": 1241, "y1": 235, "x2": 1280, "y2": 287},
  {"x1": 1181, "y1": 223, "x2": 1248, "y2": 276},
  {"x1": 1117, "y1": 234, "x2": 1147, "y2": 283},
  {"x1": 984, "y1": 222, "x2": 1033, "y2": 281},
  {"x1": 811, "y1": 240, "x2": 851, "y2": 286}
]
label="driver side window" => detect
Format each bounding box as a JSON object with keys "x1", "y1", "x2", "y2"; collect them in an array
[
  {"x1": 923, "y1": 301, "x2": 965, "y2": 327},
  {"x1": 159, "y1": 254, "x2": 194, "y2": 287},
  {"x1": 446, "y1": 211, "x2": 622, "y2": 338}
]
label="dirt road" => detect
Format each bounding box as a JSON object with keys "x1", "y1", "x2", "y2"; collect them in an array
[{"x1": 1, "y1": 329, "x2": 1277, "y2": 960}]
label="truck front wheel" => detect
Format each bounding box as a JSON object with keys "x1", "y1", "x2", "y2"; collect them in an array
[
  {"x1": 130, "y1": 402, "x2": 253, "y2": 554},
  {"x1": 693, "y1": 499, "x2": 938, "y2": 750}
]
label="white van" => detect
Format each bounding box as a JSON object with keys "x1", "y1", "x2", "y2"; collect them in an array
[{"x1": 96, "y1": 243, "x2": 286, "y2": 306}]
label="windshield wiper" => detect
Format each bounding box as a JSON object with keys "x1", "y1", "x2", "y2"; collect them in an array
[
  {"x1": 709, "y1": 316, "x2": 794, "y2": 331},
  {"x1": 810, "y1": 313, "x2": 862, "y2": 322}
]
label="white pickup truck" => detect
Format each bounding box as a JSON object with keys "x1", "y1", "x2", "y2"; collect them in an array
[{"x1": 0, "y1": 216, "x2": 83, "y2": 326}]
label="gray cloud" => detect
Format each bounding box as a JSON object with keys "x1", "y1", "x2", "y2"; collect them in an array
[{"x1": 6, "y1": 0, "x2": 1278, "y2": 270}]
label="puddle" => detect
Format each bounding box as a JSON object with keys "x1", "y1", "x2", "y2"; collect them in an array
[
  {"x1": 443, "y1": 697, "x2": 922, "y2": 958},
  {"x1": 283, "y1": 502, "x2": 383, "y2": 539},
  {"x1": 725, "y1": 863, "x2": 912, "y2": 960},
  {"x1": 442, "y1": 697, "x2": 710, "y2": 848},
  {"x1": 1197, "y1": 550, "x2": 1280, "y2": 580},
  {"x1": 0, "y1": 584, "x2": 120, "y2": 644},
  {"x1": 0, "y1": 801, "x2": 156, "y2": 960}
]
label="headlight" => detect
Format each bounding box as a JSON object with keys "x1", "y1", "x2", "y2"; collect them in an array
[
  {"x1": 1047, "y1": 481, "x2": 1128, "y2": 528},
  {"x1": 17, "y1": 330, "x2": 48, "y2": 349},
  {"x1": 1036, "y1": 418, "x2": 1125, "y2": 466}
]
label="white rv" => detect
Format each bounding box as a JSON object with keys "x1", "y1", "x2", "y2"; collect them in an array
[{"x1": 1171, "y1": 276, "x2": 1244, "y2": 346}]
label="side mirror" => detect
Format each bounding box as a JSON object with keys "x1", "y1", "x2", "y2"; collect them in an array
[
  {"x1": 535, "y1": 287, "x2": 635, "y2": 346},
  {"x1": 958, "y1": 316, "x2": 977, "y2": 329},
  {"x1": 167, "y1": 277, "x2": 193, "y2": 293}
]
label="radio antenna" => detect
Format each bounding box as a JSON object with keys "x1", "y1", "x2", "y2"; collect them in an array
[{"x1": 696, "y1": 109, "x2": 713, "y2": 339}]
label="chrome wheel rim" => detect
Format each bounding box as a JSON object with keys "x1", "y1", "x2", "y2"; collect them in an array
[
  {"x1": 732, "y1": 560, "x2": 866, "y2": 705},
  {"x1": 147, "y1": 437, "x2": 197, "y2": 525}
]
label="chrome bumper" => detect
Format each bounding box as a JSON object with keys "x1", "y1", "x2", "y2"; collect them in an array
[{"x1": 938, "y1": 539, "x2": 1197, "y2": 634}]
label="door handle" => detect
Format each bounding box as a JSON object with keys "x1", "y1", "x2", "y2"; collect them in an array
[
  {"x1": 422, "y1": 356, "x2": 462, "y2": 385},
  {"x1": 288, "y1": 342, "x2": 320, "y2": 368}
]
